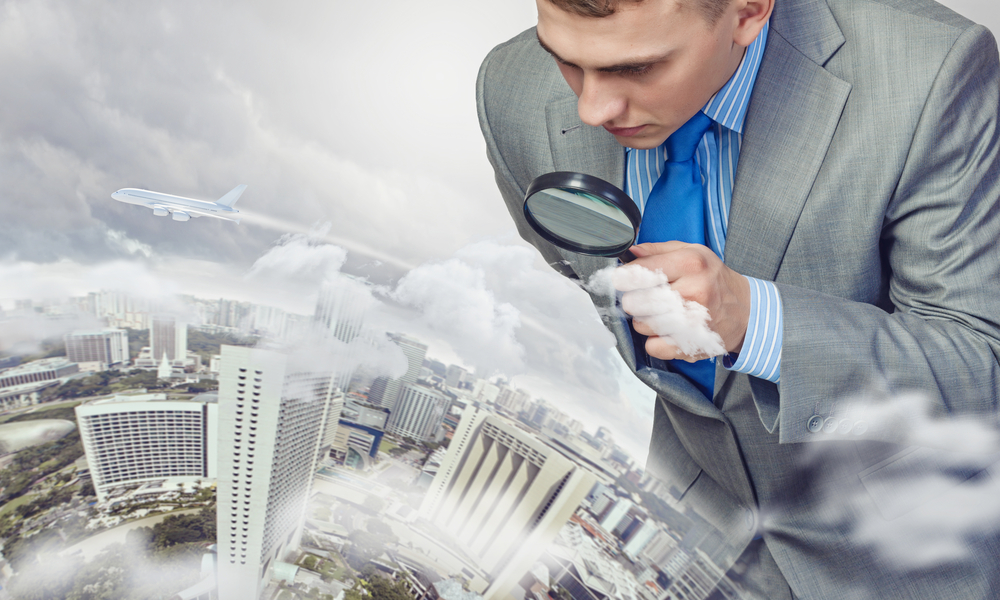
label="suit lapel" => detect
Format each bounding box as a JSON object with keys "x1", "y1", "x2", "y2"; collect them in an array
[
  {"x1": 725, "y1": 6, "x2": 852, "y2": 282},
  {"x1": 546, "y1": 95, "x2": 725, "y2": 419}
]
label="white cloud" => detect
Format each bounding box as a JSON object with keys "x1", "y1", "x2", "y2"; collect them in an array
[
  {"x1": 790, "y1": 390, "x2": 1000, "y2": 570},
  {"x1": 590, "y1": 264, "x2": 725, "y2": 358},
  {"x1": 390, "y1": 253, "x2": 525, "y2": 378}
]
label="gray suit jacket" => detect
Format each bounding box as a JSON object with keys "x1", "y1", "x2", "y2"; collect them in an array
[{"x1": 478, "y1": 0, "x2": 1000, "y2": 598}]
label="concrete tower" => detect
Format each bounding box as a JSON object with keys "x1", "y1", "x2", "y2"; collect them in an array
[
  {"x1": 420, "y1": 409, "x2": 597, "y2": 600},
  {"x1": 367, "y1": 333, "x2": 427, "y2": 411},
  {"x1": 216, "y1": 345, "x2": 337, "y2": 600},
  {"x1": 150, "y1": 315, "x2": 187, "y2": 363}
]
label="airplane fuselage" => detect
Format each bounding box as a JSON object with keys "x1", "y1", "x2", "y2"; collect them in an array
[{"x1": 111, "y1": 187, "x2": 243, "y2": 223}]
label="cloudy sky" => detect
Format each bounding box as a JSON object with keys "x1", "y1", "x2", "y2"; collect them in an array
[{"x1": 2, "y1": 0, "x2": 999, "y2": 461}]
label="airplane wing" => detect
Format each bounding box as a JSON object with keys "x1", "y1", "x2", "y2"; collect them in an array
[{"x1": 145, "y1": 202, "x2": 239, "y2": 223}]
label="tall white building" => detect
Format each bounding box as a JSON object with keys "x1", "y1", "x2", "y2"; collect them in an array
[
  {"x1": 387, "y1": 382, "x2": 447, "y2": 442},
  {"x1": 313, "y1": 276, "x2": 370, "y2": 343},
  {"x1": 367, "y1": 333, "x2": 427, "y2": 411},
  {"x1": 75, "y1": 394, "x2": 218, "y2": 503},
  {"x1": 623, "y1": 520, "x2": 660, "y2": 561},
  {"x1": 216, "y1": 345, "x2": 337, "y2": 600},
  {"x1": 600, "y1": 498, "x2": 634, "y2": 532},
  {"x1": 150, "y1": 315, "x2": 187, "y2": 363},
  {"x1": 65, "y1": 328, "x2": 130, "y2": 371},
  {"x1": 421, "y1": 409, "x2": 598, "y2": 600}
]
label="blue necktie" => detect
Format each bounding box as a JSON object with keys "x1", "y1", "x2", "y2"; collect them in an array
[{"x1": 635, "y1": 111, "x2": 716, "y2": 400}]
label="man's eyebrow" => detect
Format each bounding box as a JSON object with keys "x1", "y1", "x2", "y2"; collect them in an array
[
  {"x1": 537, "y1": 34, "x2": 579, "y2": 68},
  {"x1": 536, "y1": 32, "x2": 669, "y2": 72}
]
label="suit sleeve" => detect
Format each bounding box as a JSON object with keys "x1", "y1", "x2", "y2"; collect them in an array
[{"x1": 776, "y1": 24, "x2": 1000, "y2": 443}]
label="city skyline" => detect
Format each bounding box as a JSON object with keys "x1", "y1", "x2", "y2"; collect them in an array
[{"x1": 3, "y1": 0, "x2": 1000, "y2": 598}]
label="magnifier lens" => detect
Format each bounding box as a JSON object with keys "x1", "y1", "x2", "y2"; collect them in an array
[
  {"x1": 524, "y1": 188, "x2": 635, "y2": 253},
  {"x1": 523, "y1": 172, "x2": 640, "y2": 259}
]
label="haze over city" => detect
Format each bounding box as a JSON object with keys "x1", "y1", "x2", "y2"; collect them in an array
[{"x1": 2, "y1": 0, "x2": 1000, "y2": 599}]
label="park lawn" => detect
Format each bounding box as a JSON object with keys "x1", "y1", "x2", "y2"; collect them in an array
[
  {"x1": 0, "y1": 493, "x2": 37, "y2": 517},
  {"x1": 378, "y1": 440, "x2": 398, "y2": 455}
]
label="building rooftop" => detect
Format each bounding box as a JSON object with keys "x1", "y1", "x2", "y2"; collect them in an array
[{"x1": 0, "y1": 357, "x2": 75, "y2": 376}]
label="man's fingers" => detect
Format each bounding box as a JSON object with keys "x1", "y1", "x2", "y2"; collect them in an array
[
  {"x1": 614, "y1": 244, "x2": 714, "y2": 292},
  {"x1": 644, "y1": 335, "x2": 705, "y2": 362},
  {"x1": 630, "y1": 241, "x2": 689, "y2": 257}
]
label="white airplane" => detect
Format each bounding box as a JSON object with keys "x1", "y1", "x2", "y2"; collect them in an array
[{"x1": 111, "y1": 184, "x2": 246, "y2": 223}]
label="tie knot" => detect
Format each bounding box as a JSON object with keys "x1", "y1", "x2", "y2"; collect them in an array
[{"x1": 665, "y1": 111, "x2": 713, "y2": 162}]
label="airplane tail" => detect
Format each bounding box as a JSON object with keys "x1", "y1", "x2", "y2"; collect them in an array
[{"x1": 217, "y1": 184, "x2": 247, "y2": 207}]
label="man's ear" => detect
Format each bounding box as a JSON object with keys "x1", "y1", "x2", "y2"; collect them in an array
[{"x1": 733, "y1": 0, "x2": 774, "y2": 47}]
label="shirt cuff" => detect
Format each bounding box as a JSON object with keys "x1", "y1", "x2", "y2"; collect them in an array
[{"x1": 722, "y1": 276, "x2": 782, "y2": 383}]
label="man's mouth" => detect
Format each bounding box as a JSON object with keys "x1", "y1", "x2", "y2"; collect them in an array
[{"x1": 604, "y1": 124, "x2": 647, "y2": 137}]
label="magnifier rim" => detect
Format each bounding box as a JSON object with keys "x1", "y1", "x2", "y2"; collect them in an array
[{"x1": 523, "y1": 171, "x2": 641, "y2": 257}]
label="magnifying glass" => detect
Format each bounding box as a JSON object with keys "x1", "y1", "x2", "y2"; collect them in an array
[{"x1": 523, "y1": 172, "x2": 640, "y2": 262}]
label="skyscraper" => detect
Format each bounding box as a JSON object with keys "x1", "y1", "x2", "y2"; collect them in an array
[
  {"x1": 150, "y1": 314, "x2": 187, "y2": 363},
  {"x1": 313, "y1": 275, "x2": 375, "y2": 394},
  {"x1": 366, "y1": 333, "x2": 427, "y2": 411},
  {"x1": 76, "y1": 394, "x2": 218, "y2": 503},
  {"x1": 216, "y1": 345, "x2": 337, "y2": 600},
  {"x1": 421, "y1": 409, "x2": 598, "y2": 600},
  {"x1": 313, "y1": 275, "x2": 370, "y2": 344},
  {"x1": 387, "y1": 382, "x2": 447, "y2": 442},
  {"x1": 445, "y1": 364, "x2": 468, "y2": 389},
  {"x1": 64, "y1": 329, "x2": 130, "y2": 371}
]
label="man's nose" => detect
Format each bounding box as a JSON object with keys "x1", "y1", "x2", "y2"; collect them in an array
[{"x1": 576, "y1": 73, "x2": 627, "y2": 127}]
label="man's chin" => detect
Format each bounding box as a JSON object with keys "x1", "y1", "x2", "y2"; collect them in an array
[{"x1": 615, "y1": 135, "x2": 668, "y2": 150}]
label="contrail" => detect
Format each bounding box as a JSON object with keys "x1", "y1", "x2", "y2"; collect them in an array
[{"x1": 238, "y1": 210, "x2": 417, "y2": 272}]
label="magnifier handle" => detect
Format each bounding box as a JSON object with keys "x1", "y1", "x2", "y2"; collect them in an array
[{"x1": 619, "y1": 249, "x2": 637, "y2": 263}]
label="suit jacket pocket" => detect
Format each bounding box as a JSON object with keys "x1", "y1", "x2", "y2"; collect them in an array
[{"x1": 859, "y1": 445, "x2": 1000, "y2": 520}]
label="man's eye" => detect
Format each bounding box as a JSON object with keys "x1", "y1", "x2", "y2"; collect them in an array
[{"x1": 619, "y1": 66, "x2": 652, "y2": 77}]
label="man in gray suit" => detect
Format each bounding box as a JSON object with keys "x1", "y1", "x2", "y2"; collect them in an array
[{"x1": 478, "y1": 0, "x2": 1000, "y2": 598}]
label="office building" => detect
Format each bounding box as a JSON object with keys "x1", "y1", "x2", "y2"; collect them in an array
[
  {"x1": 0, "y1": 357, "x2": 78, "y2": 390},
  {"x1": 330, "y1": 398, "x2": 389, "y2": 467},
  {"x1": 320, "y1": 391, "x2": 347, "y2": 449},
  {"x1": 75, "y1": 394, "x2": 218, "y2": 503},
  {"x1": 64, "y1": 328, "x2": 130, "y2": 371},
  {"x1": 421, "y1": 410, "x2": 598, "y2": 600},
  {"x1": 599, "y1": 498, "x2": 634, "y2": 532},
  {"x1": 367, "y1": 333, "x2": 427, "y2": 411},
  {"x1": 623, "y1": 520, "x2": 659, "y2": 561},
  {"x1": 445, "y1": 365, "x2": 467, "y2": 389},
  {"x1": 313, "y1": 276, "x2": 370, "y2": 344},
  {"x1": 151, "y1": 314, "x2": 187, "y2": 363},
  {"x1": 387, "y1": 383, "x2": 447, "y2": 442},
  {"x1": 0, "y1": 381, "x2": 59, "y2": 412},
  {"x1": 216, "y1": 345, "x2": 337, "y2": 600}
]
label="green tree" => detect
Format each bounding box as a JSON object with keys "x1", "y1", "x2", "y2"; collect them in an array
[{"x1": 367, "y1": 576, "x2": 414, "y2": 600}]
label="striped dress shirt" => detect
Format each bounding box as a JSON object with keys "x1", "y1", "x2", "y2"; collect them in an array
[{"x1": 624, "y1": 22, "x2": 782, "y2": 384}]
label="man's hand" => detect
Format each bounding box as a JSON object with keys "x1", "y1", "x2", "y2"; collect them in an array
[{"x1": 617, "y1": 242, "x2": 751, "y2": 362}]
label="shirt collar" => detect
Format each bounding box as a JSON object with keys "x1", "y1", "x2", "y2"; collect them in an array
[{"x1": 702, "y1": 21, "x2": 769, "y2": 134}]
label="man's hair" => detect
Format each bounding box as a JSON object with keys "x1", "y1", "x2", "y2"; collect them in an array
[{"x1": 545, "y1": 0, "x2": 732, "y2": 24}]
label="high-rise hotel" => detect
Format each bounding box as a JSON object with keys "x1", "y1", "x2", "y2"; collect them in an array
[
  {"x1": 421, "y1": 408, "x2": 598, "y2": 600},
  {"x1": 76, "y1": 393, "x2": 218, "y2": 503},
  {"x1": 216, "y1": 345, "x2": 340, "y2": 600}
]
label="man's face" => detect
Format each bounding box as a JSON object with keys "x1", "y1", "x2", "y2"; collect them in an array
[{"x1": 536, "y1": 0, "x2": 747, "y2": 149}]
